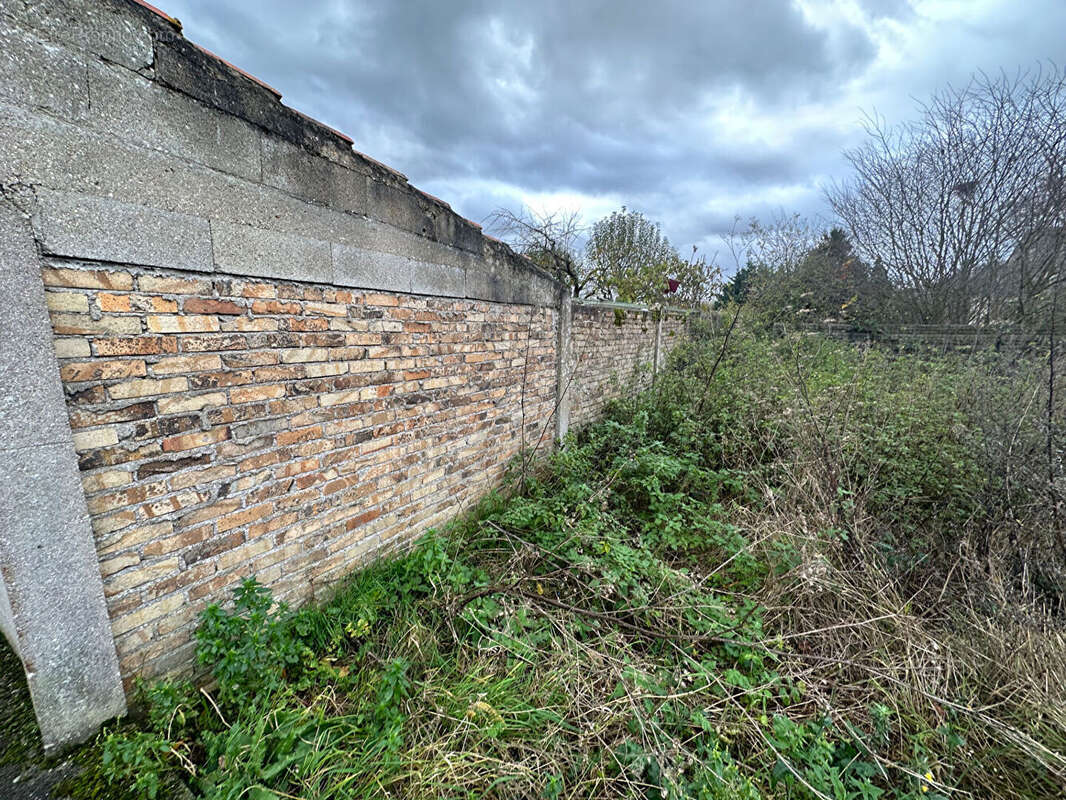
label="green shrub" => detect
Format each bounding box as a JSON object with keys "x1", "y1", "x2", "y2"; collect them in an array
[{"x1": 195, "y1": 578, "x2": 310, "y2": 707}]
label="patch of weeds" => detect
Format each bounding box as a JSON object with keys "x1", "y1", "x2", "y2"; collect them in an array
[{"x1": 0, "y1": 638, "x2": 41, "y2": 767}]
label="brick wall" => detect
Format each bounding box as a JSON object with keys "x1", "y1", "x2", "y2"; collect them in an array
[
  {"x1": 42, "y1": 263, "x2": 556, "y2": 683},
  {"x1": 569, "y1": 303, "x2": 690, "y2": 429}
]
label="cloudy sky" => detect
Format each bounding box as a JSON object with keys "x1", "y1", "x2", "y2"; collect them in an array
[{"x1": 160, "y1": 0, "x2": 1066, "y2": 267}]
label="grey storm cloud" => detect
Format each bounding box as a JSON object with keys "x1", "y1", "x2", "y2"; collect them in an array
[{"x1": 161, "y1": 0, "x2": 1066, "y2": 261}]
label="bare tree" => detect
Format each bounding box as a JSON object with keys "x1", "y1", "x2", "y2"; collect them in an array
[
  {"x1": 487, "y1": 206, "x2": 592, "y2": 297},
  {"x1": 827, "y1": 66, "x2": 1066, "y2": 325}
]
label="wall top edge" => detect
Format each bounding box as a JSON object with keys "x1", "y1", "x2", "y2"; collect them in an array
[{"x1": 573, "y1": 299, "x2": 699, "y2": 315}]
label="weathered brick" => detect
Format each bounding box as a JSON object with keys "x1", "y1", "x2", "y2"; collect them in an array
[
  {"x1": 188, "y1": 569, "x2": 247, "y2": 601},
  {"x1": 280, "y1": 347, "x2": 329, "y2": 363},
  {"x1": 363, "y1": 293, "x2": 399, "y2": 306},
  {"x1": 147, "y1": 561, "x2": 217, "y2": 603},
  {"x1": 276, "y1": 426, "x2": 322, "y2": 446},
  {"x1": 240, "y1": 283, "x2": 277, "y2": 299},
  {"x1": 168, "y1": 464, "x2": 237, "y2": 491},
  {"x1": 41, "y1": 248, "x2": 673, "y2": 689},
  {"x1": 180, "y1": 334, "x2": 248, "y2": 352},
  {"x1": 147, "y1": 315, "x2": 220, "y2": 333},
  {"x1": 71, "y1": 427, "x2": 119, "y2": 452},
  {"x1": 305, "y1": 301, "x2": 347, "y2": 316},
  {"x1": 136, "y1": 454, "x2": 212, "y2": 480},
  {"x1": 230, "y1": 384, "x2": 285, "y2": 404},
  {"x1": 220, "y1": 317, "x2": 278, "y2": 332},
  {"x1": 142, "y1": 489, "x2": 210, "y2": 519},
  {"x1": 217, "y1": 502, "x2": 274, "y2": 533},
  {"x1": 54, "y1": 337, "x2": 92, "y2": 358},
  {"x1": 96, "y1": 522, "x2": 175, "y2": 558},
  {"x1": 151, "y1": 355, "x2": 223, "y2": 375},
  {"x1": 178, "y1": 500, "x2": 242, "y2": 529},
  {"x1": 251, "y1": 299, "x2": 301, "y2": 314},
  {"x1": 50, "y1": 312, "x2": 141, "y2": 336},
  {"x1": 42, "y1": 266, "x2": 134, "y2": 291},
  {"x1": 61, "y1": 359, "x2": 147, "y2": 382},
  {"x1": 45, "y1": 290, "x2": 90, "y2": 312},
  {"x1": 109, "y1": 377, "x2": 189, "y2": 399},
  {"x1": 82, "y1": 469, "x2": 132, "y2": 494},
  {"x1": 183, "y1": 298, "x2": 243, "y2": 315},
  {"x1": 138, "y1": 275, "x2": 213, "y2": 294},
  {"x1": 111, "y1": 593, "x2": 186, "y2": 637},
  {"x1": 100, "y1": 552, "x2": 140, "y2": 578},
  {"x1": 184, "y1": 531, "x2": 245, "y2": 566},
  {"x1": 141, "y1": 526, "x2": 213, "y2": 557},
  {"x1": 104, "y1": 558, "x2": 181, "y2": 597},
  {"x1": 98, "y1": 293, "x2": 132, "y2": 312},
  {"x1": 69, "y1": 401, "x2": 156, "y2": 428},
  {"x1": 93, "y1": 336, "x2": 177, "y2": 356},
  {"x1": 146, "y1": 297, "x2": 179, "y2": 313},
  {"x1": 161, "y1": 427, "x2": 230, "y2": 452},
  {"x1": 157, "y1": 392, "x2": 227, "y2": 414}
]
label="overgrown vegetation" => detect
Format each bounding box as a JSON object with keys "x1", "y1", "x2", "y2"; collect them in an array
[{"x1": 87, "y1": 321, "x2": 1065, "y2": 799}]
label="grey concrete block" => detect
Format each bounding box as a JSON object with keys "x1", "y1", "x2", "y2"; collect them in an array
[
  {"x1": 474, "y1": 237, "x2": 558, "y2": 306},
  {"x1": 0, "y1": 198, "x2": 125, "y2": 750},
  {"x1": 334, "y1": 243, "x2": 468, "y2": 299},
  {"x1": 528, "y1": 274, "x2": 559, "y2": 307},
  {"x1": 452, "y1": 216, "x2": 484, "y2": 254},
  {"x1": 212, "y1": 220, "x2": 333, "y2": 283},
  {"x1": 9, "y1": 0, "x2": 153, "y2": 71},
  {"x1": 262, "y1": 134, "x2": 367, "y2": 215},
  {"x1": 408, "y1": 204, "x2": 482, "y2": 255},
  {"x1": 332, "y1": 243, "x2": 411, "y2": 293},
  {"x1": 367, "y1": 178, "x2": 436, "y2": 240},
  {"x1": 0, "y1": 194, "x2": 83, "y2": 451},
  {"x1": 409, "y1": 259, "x2": 466, "y2": 298},
  {"x1": 555, "y1": 289, "x2": 573, "y2": 443},
  {"x1": 87, "y1": 60, "x2": 261, "y2": 182},
  {"x1": 462, "y1": 250, "x2": 508, "y2": 305},
  {"x1": 358, "y1": 218, "x2": 464, "y2": 270},
  {"x1": 0, "y1": 22, "x2": 87, "y2": 120},
  {"x1": 34, "y1": 188, "x2": 214, "y2": 272},
  {"x1": 0, "y1": 441, "x2": 127, "y2": 750}
]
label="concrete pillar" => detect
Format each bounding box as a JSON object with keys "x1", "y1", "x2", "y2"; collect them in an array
[
  {"x1": 554, "y1": 288, "x2": 573, "y2": 444},
  {"x1": 0, "y1": 195, "x2": 126, "y2": 751},
  {"x1": 652, "y1": 306, "x2": 664, "y2": 379}
]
